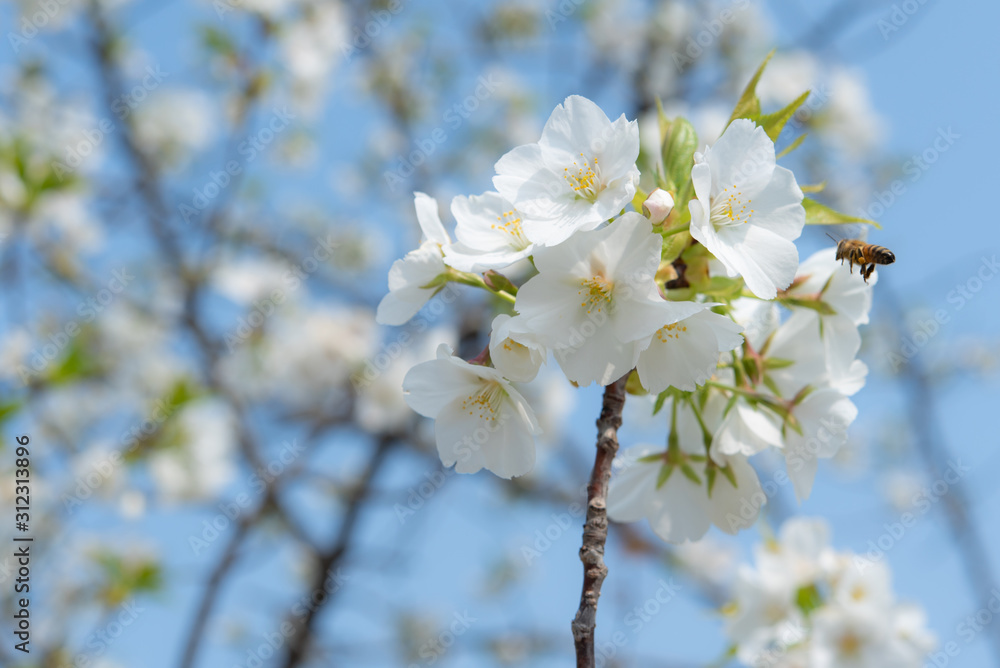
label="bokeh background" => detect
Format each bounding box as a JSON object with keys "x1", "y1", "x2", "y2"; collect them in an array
[{"x1": 1, "y1": 0, "x2": 998, "y2": 666}]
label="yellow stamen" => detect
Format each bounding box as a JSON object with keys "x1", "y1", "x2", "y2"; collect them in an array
[
  {"x1": 578, "y1": 274, "x2": 614, "y2": 314},
  {"x1": 461, "y1": 381, "x2": 506, "y2": 424},
  {"x1": 655, "y1": 322, "x2": 688, "y2": 342},
  {"x1": 563, "y1": 153, "x2": 603, "y2": 201},
  {"x1": 711, "y1": 186, "x2": 754, "y2": 228}
]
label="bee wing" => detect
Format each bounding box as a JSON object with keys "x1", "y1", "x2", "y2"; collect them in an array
[{"x1": 825, "y1": 224, "x2": 867, "y2": 244}]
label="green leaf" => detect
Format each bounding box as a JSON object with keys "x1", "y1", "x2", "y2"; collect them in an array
[
  {"x1": 655, "y1": 462, "x2": 674, "y2": 489},
  {"x1": 722, "y1": 393, "x2": 739, "y2": 418},
  {"x1": 758, "y1": 90, "x2": 810, "y2": 141},
  {"x1": 0, "y1": 400, "x2": 21, "y2": 425},
  {"x1": 656, "y1": 98, "x2": 672, "y2": 150},
  {"x1": 696, "y1": 276, "x2": 744, "y2": 299},
  {"x1": 778, "y1": 297, "x2": 838, "y2": 316},
  {"x1": 727, "y1": 49, "x2": 774, "y2": 126},
  {"x1": 48, "y1": 336, "x2": 100, "y2": 385},
  {"x1": 653, "y1": 390, "x2": 670, "y2": 415},
  {"x1": 659, "y1": 229, "x2": 690, "y2": 266},
  {"x1": 165, "y1": 378, "x2": 201, "y2": 410},
  {"x1": 803, "y1": 197, "x2": 882, "y2": 229},
  {"x1": 800, "y1": 181, "x2": 827, "y2": 194},
  {"x1": 776, "y1": 133, "x2": 807, "y2": 158},
  {"x1": 680, "y1": 463, "x2": 702, "y2": 485},
  {"x1": 761, "y1": 374, "x2": 782, "y2": 398},
  {"x1": 631, "y1": 185, "x2": 649, "y2": 214},
  {"x1": 719, "y1": 463, "x2": 738, "y2": 489},
  {"x1": 200, "y1": 25, "x2": 236, "y2": 57},
  {"x1": 796, "y1": 584, "x2": 824, "y2": 616},
  {"x1": 660, "y1": 116, "x2": 699, "y2": 205},
  {"x1": 764, "y1": 357, "x2": 796, "y2": 370},
  {"x1": 625, "y1": 370, "x2": 647, "y2": 396}
]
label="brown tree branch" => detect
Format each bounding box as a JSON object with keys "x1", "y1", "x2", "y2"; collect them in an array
[
  {"x1": 280, "y1": 434, "x2": 396, "y2": 668},
  {"x1": 572, "y1": 373, "x2": 628, "y2": 667}
]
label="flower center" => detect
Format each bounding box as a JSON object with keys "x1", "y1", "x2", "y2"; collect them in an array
[
  {"x1": 838, "y1": 632, "x2": 862, "y2": 657},
  {"x1": 491, "y1": 209, "x2": 530, "y2": 249},
  {"x1": 710, "y1": 185, "x2": 754, "y2": 228},
  {"x1": 502, "y1": 339, "x2": 528, "y2": 354},
  {"x1": 563, "y1": 153, "x2": 603, "y2": 202},
  {"x1": 461, "y1": 381, "x2": 506, "y2": 424},
  {"x1": 655, "y1": 322, "x2": 688, "y2": 342},
  {"x1": 579, "y1": 274, "x2": 614, "y2": 314}
]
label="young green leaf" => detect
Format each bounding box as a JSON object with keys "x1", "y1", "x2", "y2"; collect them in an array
[
  {"x1": 803, "y1": 197, "x2": 882, "y2": 229},
  {"x1": 661, "y1": 116, "x2": 699, "y2": 205},
  {"x1": 727, "y1": 49, "x2": 775, "y2": 125},
  {"x1": 757, "y1": 90, "x2": 810, "y2": 141},
  {"x1": 776, "y1": 133, "x2": 807, "y2": 158}
]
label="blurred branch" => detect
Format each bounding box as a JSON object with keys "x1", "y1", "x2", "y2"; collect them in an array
[
  {"x1": 572, "y1": 373, "x2": 628, "y2": 668},
  {"x1": 882, "y1": 282, "x2": 1000, "y2": 666},
  {"x1": 280, "y1": 434, "x2": 396, "y2": 668},
  {"x1": 177, "y1": 514, "x2": 252, "y2": 668}
]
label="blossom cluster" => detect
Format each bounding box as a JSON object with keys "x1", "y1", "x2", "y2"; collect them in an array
[
  {"x1": 378, "y1": 75, "x2": 880, "y2": 542},
  {"x1": 726, "y1": 518, "x2": 935, "y2": 667}
]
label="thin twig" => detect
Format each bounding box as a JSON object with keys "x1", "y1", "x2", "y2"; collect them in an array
[
  {"x1": 280, "y1": 435, "x2": 396, "y2": 668},
  {"x1": 572, "y1": 373, "x2": 628, "y2": 668},
  {"x1": 177, "y1": 515, "x2": 253, "y2": 668}
]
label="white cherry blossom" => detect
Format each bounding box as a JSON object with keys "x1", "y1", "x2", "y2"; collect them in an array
[
  {"x1": 376, "y1": 192, "x2": 451, "y2": 326},
  {"x1": 402, "y1": 344, "x2": 541, "y2": 479},
  {"x1": 488, "y1": 314, "x2": 546, "y2": 382},
  {"x1": 443, "y1": 191, "x2": 536, "y2": 272},
  {"x1": 514, "y1": 212, "x2": 701, "y2": 386},
  {"x1": 608, "y1": 396, "x2": 763, "y2": 543},
  {"x1": 635, "y1": 307, "x2": 744, "y2": 393},
  {"x1": 688, "y1": 119, "x2": 805, "y2": 299},
  {"x1": 493, "y1": 95, "x2": 640, "y2": 246}
]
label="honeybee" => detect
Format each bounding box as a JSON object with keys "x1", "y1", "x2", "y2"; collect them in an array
[{"x1": 829, "y1": 235, "x2": 895, "y2": 283}]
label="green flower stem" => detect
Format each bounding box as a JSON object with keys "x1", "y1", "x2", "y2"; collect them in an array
[{"x1": 448, "y1": 269, "x2": 517, "y2": 304}]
